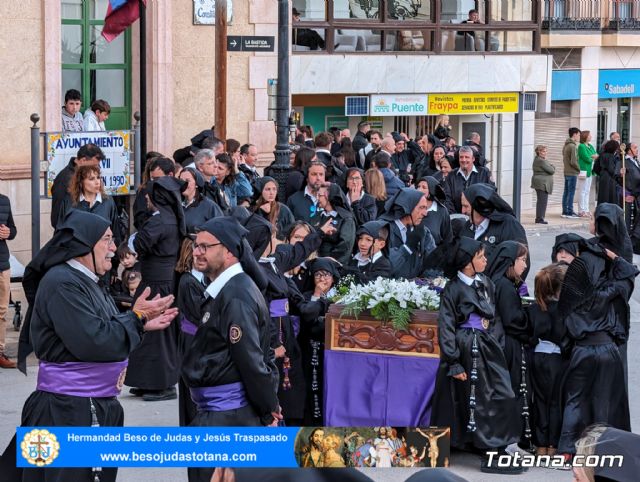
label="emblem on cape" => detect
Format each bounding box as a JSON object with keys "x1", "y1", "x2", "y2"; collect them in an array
[
  {"x1": 20, "y1": 429, "x2": 60, "y2": 467},
  {"x1": 230, "y1": 325, "x2": 242, "y2": 344},
  {"x1": 488, "y1": 236, "x2": 496, "y2": 244},
  {"x1": 202, "y1": 312, "x2": 210, "y2": 324},
  {"x1": 481, "y1": 318, "x2": 490, "y2": 330}
]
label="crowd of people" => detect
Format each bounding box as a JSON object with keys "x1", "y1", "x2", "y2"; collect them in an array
[{"x1": 0, "y1": 115, "x2": 638, "y2": 482}]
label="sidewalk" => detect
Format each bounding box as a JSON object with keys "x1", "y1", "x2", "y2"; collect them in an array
[{"x1": 520, "y1": 205, "x2": 591, "y2": 235}]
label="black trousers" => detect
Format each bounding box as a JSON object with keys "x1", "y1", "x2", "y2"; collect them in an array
[
  {"x1": 531, "y1": 352, "x2": 566, "y2": 448},
  {"x1": 535, "y1": 189, "x2": 549, "y2": 221}
]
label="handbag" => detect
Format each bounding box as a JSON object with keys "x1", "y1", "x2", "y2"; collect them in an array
[{"x1": 578, "y1": 170, "x2": 587, "y2": 180}]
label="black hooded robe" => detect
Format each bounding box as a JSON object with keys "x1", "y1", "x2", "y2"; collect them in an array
[
  {"x1": 431, "y1": 275, "x2": 520, "y2": 450},
  {"x1": 557, "y1": 251, "x2": 636, "y2": 454},
  {"x1": 0, "y1": 211, "x2": 144, "y2": 482}
]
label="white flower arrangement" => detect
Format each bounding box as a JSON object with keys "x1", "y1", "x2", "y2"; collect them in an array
[{"x1": 334, "y1": 277, "x2": 443, "y2": 330}]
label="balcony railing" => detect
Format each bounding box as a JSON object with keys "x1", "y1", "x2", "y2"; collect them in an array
[
  {"x1": 293, "y1": 0, "x2": 541, "y2": 54},
  {"x1": 542, "y1": 0, "x2": 640, "y2": 31}
]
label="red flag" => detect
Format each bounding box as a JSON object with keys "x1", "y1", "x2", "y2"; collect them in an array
[{"x1": 102, "y1": 0, "x2": 146, "y2": 43}]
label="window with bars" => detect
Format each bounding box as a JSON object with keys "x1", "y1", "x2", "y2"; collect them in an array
[{"x1": 61, "y1": 0, "x2": 132, "y2": 129}]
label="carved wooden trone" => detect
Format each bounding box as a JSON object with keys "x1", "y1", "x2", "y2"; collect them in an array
[{"x1": 325, "y1": 304, "x2": 440, "y2": 359}]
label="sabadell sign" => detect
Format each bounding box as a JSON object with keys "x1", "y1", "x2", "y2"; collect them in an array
[{"x1": 370, "y1": 94, "x2": 428, "y2": 117}]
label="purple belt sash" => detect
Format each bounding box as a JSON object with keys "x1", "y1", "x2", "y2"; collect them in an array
[
  {"x1": 180, "y1": 316, "x2": 198, "y2": 336},
  {"x1": 269, "y1": 298, "x2": 288, "y2": 318},
  {"x1": 37, "y1": 360, "x2": 128, "y2": 398},
  {"x1": 460, "y1": 313, "x2": 488, "y2": 331},
  {"x1": 189, "y1": 382, "x2": 249, "y2": 412}
]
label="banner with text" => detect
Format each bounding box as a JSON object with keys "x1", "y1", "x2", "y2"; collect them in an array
[
  {"x1": 428, "y1": 93, "x2": 519, "y2": 115},
  {"x1": 16, "y1": 426, "x2": 450, "y2": 468},
  {"x1": 45, "y1": 131, "x2": 133, "y2": 197},
  {"x1": 370, "y1": 94, "x2": 429, "y2": 117}
]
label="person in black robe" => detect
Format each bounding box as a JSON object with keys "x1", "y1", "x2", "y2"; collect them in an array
[
  {"x1": 431, "y1": 236, "x2": 522, "y2": 474},
  {"x1": 179, "y1": 167, "x2": 223, "y2": 234},
  {"x1": 0, "y1": 210, "x2": 176, "y2": 482},
  {"x1": 589, "y1": 203, "x2": 634, "y2": 386},
  {"x1": 527, "y1": 263, "x2": 569, "y2": 457},
  {"x1": 132, "y1": 157, "x2": 178, "y2": 230},
  {"x1": 593, "y1": 140, "x2": 622, "y2": 206},
  {"x1": 620, "y1": 144, "x2": 640, "y2": 236},
  {"x1": 237, "y1": 210, "x2": 333, "y2": 426},
  {"x1": 416, "y1": 176, "x2": 453, "y2": 248},
  {"x1": 556, "y1": 239, "x2": 637, "y2": 455},
  {"x1": 315, "y1": 183, "x2": 356, "y2": 266},
  {"x1": 285, "y1": 221, "x2": 318, "y2": 294},
  {"x1": 486, "y1": 241, "x2": 533, "y2": 450},
  {"x1": 381, "y1": 188, "x2": 436, "y2": 279},
  {"x1": 125, "y1": 176, "x2": 186, "y2": 401},
  {"x1": 551, "y1": 233, "x2": 583, "y2": 264},
  {"x1": 344, "y1": 167, "x2": 377, "y2": 227},
  {"x1": 298, "y1": 258, "x2": 341, "y2": 425},
  {"x1": 460, "y1": 183, "x2": 529, "y2": 275},
  {"x1": 341, "y1": 220, "x2": 391, "y2": 284},
  {"x1": 175, "y1": 239, "x2": 209, "y2": 427},
  {"x1": 182, "y1": 217, "x2": 280, "y2": 482}
]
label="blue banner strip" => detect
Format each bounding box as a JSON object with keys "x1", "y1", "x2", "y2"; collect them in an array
[{"x1": 17, "y1": 427, "x2": 299, "y2": 468}]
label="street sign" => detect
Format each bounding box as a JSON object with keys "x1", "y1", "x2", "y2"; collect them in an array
[{"x1": 227, "y1": 36, "x2": 275, "y2": 52}]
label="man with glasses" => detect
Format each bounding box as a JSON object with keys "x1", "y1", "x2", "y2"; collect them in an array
[
  {"x1": 183, "y1": 216, "x2": 280, "y2": 482},
  {"x1": 1, "y1": 210, "x2": 176, "y2": 481}
]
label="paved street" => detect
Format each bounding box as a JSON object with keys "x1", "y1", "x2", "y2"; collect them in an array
[{"x1": 1, "y1": 226, "x2": 638, "y2": 482}]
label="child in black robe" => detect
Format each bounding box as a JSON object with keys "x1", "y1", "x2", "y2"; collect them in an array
[
  {"x1": 486, "y1": 240, "x2": 533, "y2": 450},
  {"x1": 527, "y1": 262, "x2": 569, "y2": 457},
  {"x1": 431, "y1": 236, "x2": 522, "y2": 474},
  {"x1": 341, "y1": 220, "x2": 391, "y2": 284}
]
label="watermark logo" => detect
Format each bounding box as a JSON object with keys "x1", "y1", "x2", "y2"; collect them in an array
[
  {"x1": 20, "y1": 429, "x2": 60, "y2": 467},
  {"x1": 486, "y1": 451, "x2": 624, "y2": 470}
]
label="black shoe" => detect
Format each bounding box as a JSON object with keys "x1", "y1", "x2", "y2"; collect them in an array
[
  {"x1": 535, "y1": 218, "x2": 548, "y2": 224},
  {"x1": 142, "y1": 387, "x2": 177, "y2": 402},
  {"x1": 129, "y1": 388, "x2": 146, "y2": 397}
]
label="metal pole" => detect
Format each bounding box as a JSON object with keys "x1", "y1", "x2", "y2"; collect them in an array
[
  {"x1": 270, "y1": 0, "x2": 292, "y2": 202},
  {"x1": 30, "y1": 114, "x2": 40, "y2": 257},
  {"x1": 133, "y1": 111, "x2": 142, "y2": 189},
  {"x1": 215, "y1": 0, "x2": 228, "y2": 140},
  {"x1": 139, "y1": 0, "x2": 147, "y2": 157},
  {"x1": 513, "y1": 93, "x2": 524, "y2": 220}
]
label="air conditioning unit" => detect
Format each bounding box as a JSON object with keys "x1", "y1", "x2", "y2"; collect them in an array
[
  {"x1": 523, "y1": 93, "x2": 538, "y2": 112},
  {"x1": 345, "y1": 96, "x2": 369, "y2": 117}
]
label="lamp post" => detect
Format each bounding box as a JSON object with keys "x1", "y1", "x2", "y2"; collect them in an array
[{"x1": 270, "y1": 0, "x2": 292, "y2": 201}]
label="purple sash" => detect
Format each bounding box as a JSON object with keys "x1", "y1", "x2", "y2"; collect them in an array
[
  {"x1": 269, "y1": 298, "x2": 288, "y2": 317},
  {"x1": 460, "y1": 313, "x2": 487, "y2": 331},
  {"x1": 180, "y1": 316, "x2": 198, "y2": 336},
  {"x1": 37, "y1": 360, "x2": 128, "y2": 398},
  {"x1": 291, "y1": 315, "x2": 300, "y2": 338},
  {"x1": 189, "y1": 382, "x2": 249, "y2": 412}
]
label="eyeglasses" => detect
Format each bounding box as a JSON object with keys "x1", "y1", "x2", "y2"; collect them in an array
[
  {"x1": 192, "y1": 242, "x2": 222, "y2": 253},
  {"x1": 348, "y1": 177, "x2": 362, "y2": 182},
  {"x1": 100, "y1": 236, "x2": 115, "y2": 246},
  {"x1": 314, "y1": 270, "x2": 332, "y2": 279}
]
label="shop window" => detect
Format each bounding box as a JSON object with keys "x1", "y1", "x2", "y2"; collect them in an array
[{"x1": 61, "y1": 0, "x2": 132, "y2": 130}]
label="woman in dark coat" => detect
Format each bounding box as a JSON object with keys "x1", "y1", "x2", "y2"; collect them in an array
[
  {"x1": 179, "y1": 167, "x2": 223, "y2": 234},
  {"x1": 344, "y1": 167, "x2": 377, "y2": 227},
  {"x1": 486, "y1": 241, "x2": 533, "y2": 449},
  {"x1": 252, "y1": 176, "x2": 295, "y2": 239},
  {"x1": 431, "y1": 236, "x2": 521, "y2": 474},
  {"x1": 594, "y1": 140, "x2": 622, "y2": 206},
  {"x1": 315, "y1": 184, "x2": 356, "y2": 265},
  {"x1": 58, "y1": 164, "x2": 120, "y2": 245}
]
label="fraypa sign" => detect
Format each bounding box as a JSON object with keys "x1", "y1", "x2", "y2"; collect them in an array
[{"x1": 370, "y1": 94, "x2": 428, "y2": 117}]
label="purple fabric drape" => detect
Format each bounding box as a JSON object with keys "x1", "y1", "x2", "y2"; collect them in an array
[
  {"x1": 180, "y1": 316, "x2": 198, "y2": 336},
  {"x1": 324, "y1": 350, "x2": 439, "y2": 427},
  {"x1": 460, "y1": 313, "x2": 487, "y2": 331},
  {"x1": 37, "y1": 360, "x2": 128, "y2": 397},
  {"x1": 189, "y1": 382, "x2": 249, "y2": 411}
]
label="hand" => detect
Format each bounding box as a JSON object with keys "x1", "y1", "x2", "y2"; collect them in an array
[
  {"x1": 313, "y1": 280, "x2": 331, "y2": 298},
  {"x1": 452, "y1": 372, "x2": 467, "y2": 381},
  {"x1": 132, "y1": 287, "x2": 175, "y2": 321},
  {"x1": 274, "y1": 345, "x2": 286, "y2": 359},
  {"x1": 604, "y1": 248, "x2": 618, "y2": 261},
  {"x1": 0, "y1": 225, "x2": 10, "y2": 240},
  {"x1": 268, "y1": 408, "x2": 283, "y2": 427},
  {"x1": 592, "y1": 153, "x2": 599, "y2": 159},
  {"x1": 143, "y1": 308, "x2": 178, "y2": 331},
  {"x1": 211, "y1": 468, "x2": 236, "y2": 482},
  {"x1": 620, "y1": 167, "x2": 626, "y2": 176},
  {"x1": 625, "y1": 195, "x2": 635, "y2": 203},
  {"x1": 401, "y1": 132, "x2": 410, "y2": 142},
  {"x1": 319, "y1": 218, "x2": 337, "y2": 236},
  {"x1": 348, "y1": 186, "x2": 361, "y2": 203}
]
